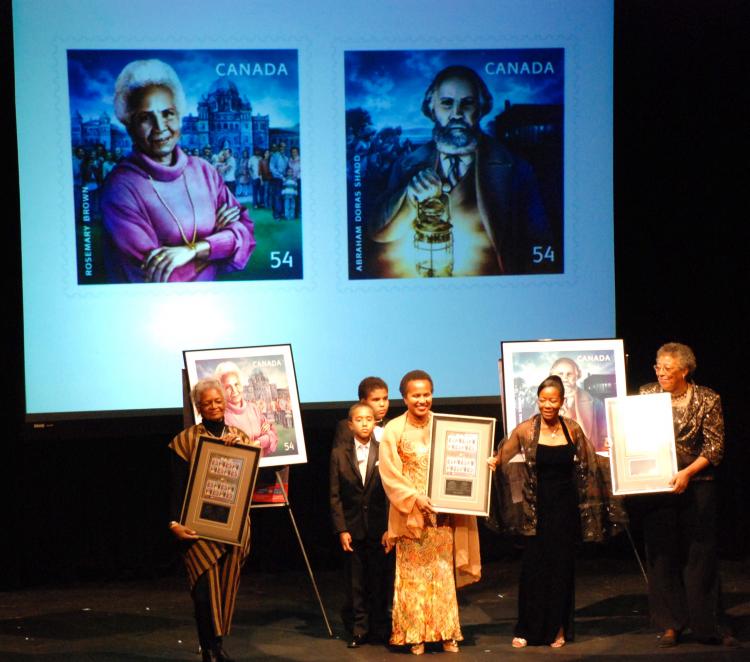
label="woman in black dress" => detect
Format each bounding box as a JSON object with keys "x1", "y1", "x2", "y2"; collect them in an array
[{"x1": 490, "y1": 375, "x2": 622, "y2": 648}]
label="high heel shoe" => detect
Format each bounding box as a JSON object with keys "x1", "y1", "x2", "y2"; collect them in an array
[
  {"x1": 657, "y1": 629, "x2": 678, "y2": 648},
  {"x1": 442, "y1": 639, "x2": 459, "y2": 653},
  {"x1": 550, "y1": 627, "x2": 565, "y2": 648}
]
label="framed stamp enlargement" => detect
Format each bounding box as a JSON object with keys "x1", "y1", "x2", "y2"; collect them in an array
[
  {"x1": 500, "y1": 338, "x2": 627, "y2": 452},
  {"x1": 181, "y1": 436, "x2": 261, "y2": 546},
  {"x1": 605, "y1": 393, "x2": 678, "y2": 495},
  {"x1": 183, "y1": 344, "x2": 307, "y2": 469},
  {"x1": 428, "y1": 413, "x2": 496, "y2": 516}
]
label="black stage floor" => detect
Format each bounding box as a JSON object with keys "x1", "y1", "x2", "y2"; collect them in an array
[{"x1": 1, "y1": 557, "x2": 748, "y2": 661}]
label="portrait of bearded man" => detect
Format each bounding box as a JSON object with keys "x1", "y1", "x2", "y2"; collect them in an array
[
  {"x1": 549, "y1": 357, "x2": 607, "y2": 452},
  {"x1": 370, "y1": 65, "x2": 552, "y2": 277}
]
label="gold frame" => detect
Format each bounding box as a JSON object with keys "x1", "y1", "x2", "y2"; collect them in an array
[{"x1": 181, "y1": 437, "x2": 261, "y2": 545}]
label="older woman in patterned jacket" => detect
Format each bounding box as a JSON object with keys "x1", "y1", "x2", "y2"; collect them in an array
[{"x1": 638, "y1": 342, "x2": 735, "y2": 648}]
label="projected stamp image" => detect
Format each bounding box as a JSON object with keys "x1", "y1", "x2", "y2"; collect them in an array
[
  {"x1": 345, "y1": 49, "x2": 563, "y2": 279},
  {"x1": 68, "y1": 49, "x2": 302, "y2": 284}
]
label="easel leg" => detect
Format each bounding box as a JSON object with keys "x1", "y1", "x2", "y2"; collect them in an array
[
  {"x1": 276, "y1": 470, "x2": 334, "y2": 637},
  {"x1": 624, "y1": 522, "x2": 648, "y2": 586}
]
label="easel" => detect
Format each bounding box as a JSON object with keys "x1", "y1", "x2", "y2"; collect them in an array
[
  {"x1": 251, "y1": 469, "x2": 333, "y2": 636},
  {"x1": 624, "y1": 523, "x2": 648, "y2": 584}
]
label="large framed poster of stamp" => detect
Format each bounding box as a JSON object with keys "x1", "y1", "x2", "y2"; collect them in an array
[
  {"x1": 427, "y1": 413, "x2": 496, "y2": 516},
  {"x1": 606, "y1": 393, "x2": 678, "y2": 495},
  {"x1": 180, "y1": 436, "x2": 261, "y2": 546},
  {"x1": 183, "y1": 344, "x2": 307, "y2": 469},
  {"x1": 500, "y1": 339, "x2": 627, "y2": 452}
]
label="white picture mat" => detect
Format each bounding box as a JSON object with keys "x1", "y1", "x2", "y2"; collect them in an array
[
  {"x1": 428, "y1": 413, "x2": 495, "y2": 516},
  {"x1": 606, "y1": 393, "x2": 677, "y2": 495}
]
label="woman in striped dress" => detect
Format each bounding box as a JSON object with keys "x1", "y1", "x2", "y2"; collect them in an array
[{"x1": 168, "y1": 378, "x2": 257, "y2": 662}]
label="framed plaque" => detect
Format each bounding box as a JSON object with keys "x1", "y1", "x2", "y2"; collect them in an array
[
  {"x1": 427, "y1": 413, "x2": 496, "y2": 516},
  {"x1": 180, "y1": 436, "x2": 261, "y2": 545},
  {"x1": 606, "y1": 393, "x2": 678, "y2": 495}
]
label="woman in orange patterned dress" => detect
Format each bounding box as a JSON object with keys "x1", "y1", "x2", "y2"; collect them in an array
[{"x1": 379, "y1": 370, "x2": 481, "y2": 655}]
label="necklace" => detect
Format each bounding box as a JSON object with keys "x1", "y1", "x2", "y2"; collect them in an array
[
  {"x1": 542, "y1": 421, "x2": 561, "y2": 437},
  {"x1": 407, "y1": 413, "x2": 429, "y2": 428},
  {"x1": 149, "y1": 174, "x2": 198, "y2": 249},
  {"x1": 670, "y1": 385, "x2": 691, "y2": 405}
]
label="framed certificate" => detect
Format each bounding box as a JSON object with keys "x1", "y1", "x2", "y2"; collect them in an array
[
  {"x1": 606, "y1": 393, "x2": 678, "y2": 495},
  {"x1": 428, "y1": 413, "x2": 496, "y2": 516},
  {"x1": 180, "y1": 437, "x2": 261, "y2": 545}
]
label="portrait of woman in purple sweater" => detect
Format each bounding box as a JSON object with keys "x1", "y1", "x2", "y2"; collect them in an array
[{"x1": 102, "y1": 59, "x2": 255, "y2": 283}]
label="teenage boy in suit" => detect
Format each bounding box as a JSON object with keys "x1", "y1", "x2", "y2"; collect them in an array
[
  {"x1": 332, "y1": 376, "x2": 390, "y2": 447},
  {"x1": 330, "y1": 402, "x2": 392, "y2": 648}
]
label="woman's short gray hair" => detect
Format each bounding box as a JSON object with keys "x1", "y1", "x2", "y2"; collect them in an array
[
  {"x1": 113, "y1": 59, "x2": 187, "y2": 126},
  {"x1": 214, "y1": 361, "x2": 242, "y2": 383},
  {"x1": 191, "y1": 378, "x2": 225, "y2": 407},
  {"x1": 656, "y1": 342, "x2": 697, "y2": 376}
]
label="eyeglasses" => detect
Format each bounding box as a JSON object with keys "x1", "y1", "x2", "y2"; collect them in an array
[{"x1": 653, "y1": 364, "x2": 680, "y2": 375}]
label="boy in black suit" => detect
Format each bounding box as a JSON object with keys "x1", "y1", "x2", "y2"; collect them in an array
[{"x1": 330, "y1": 402, "x2": 392, "y2": 648}]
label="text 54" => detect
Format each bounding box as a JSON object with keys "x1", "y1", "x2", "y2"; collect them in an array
[{"x1": 270, "y1": 251, "x2": 294, "y2": 269}]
